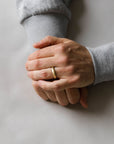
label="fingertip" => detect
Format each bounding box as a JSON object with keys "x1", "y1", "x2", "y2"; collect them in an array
[
  {"x1": 80, "y1": 94, "x2": 88, "y2": 109},
  {"x1": 80, "y1": 87, "x2": 88, "y2": 109},
  {"x1": 80, "y1": 101, "x2": 88, "y2": 109},
  {"x1": 84, "y1": 103, "x2": 88, "y2": 109},
  {"x1": 33, "y1": 44, "x2": 38, "y2": 48}
]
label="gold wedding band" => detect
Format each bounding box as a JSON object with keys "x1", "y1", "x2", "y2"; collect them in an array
[{"x1": 51, "y1": 66, "x2": 57, "y2": 79}]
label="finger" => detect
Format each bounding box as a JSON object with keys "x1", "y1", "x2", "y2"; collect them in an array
[
  {"x1": 32, "y1": 81, "x2": 48, "y2": 101},
  {"x1": 54, "y1": 90, "x2": 69, "y2": 106},
  {"x1": 80, "y1": 87, "x2": 88, "y2": 109},
  {"x1": 65, "y1": 88, "x2": 80, "y2": 104},
  {"x1": 28, "y1": 44, "x2": 58, "y2": 61},
  {"x1": 31, "y1": 41, "x2": 73, "y2": 61},
  {"x1": 44, "y1": 90, "x2": 57, "y2": 102},
  {"x1": 33, "y1": 36, "x2": 68, "y2": 48},
  {"x1": 27, "y1": 66, "x2": 71, "y2": 81},
  {"x1": 26, "y1": 57, "x2": 58, "y2": 71},
  {"x1": 37, "y1": 79, "x2": 70, "y2": 91}
]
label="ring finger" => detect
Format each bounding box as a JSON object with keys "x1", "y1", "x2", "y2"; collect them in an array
[{"x1": 27, "y1": 66, "x2": 72, "y2": 81}]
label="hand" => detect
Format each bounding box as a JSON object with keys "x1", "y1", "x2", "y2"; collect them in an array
[
  {"x1": 25, "y1": 36, "x2": 89, "y2": 108},
  {"x1": 26, "y1": 36, "x2": 95, "y2": 91},
  {"x1": 32, "y1": 80, "x2": 88, "y2": 108}
]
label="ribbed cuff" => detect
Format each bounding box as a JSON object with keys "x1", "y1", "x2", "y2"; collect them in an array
[
  {"x1": 16, "y1": 0, "x2": 71, "y2": 24},
  {"x1": 86, "y1": 43, "x2": 114, "y2": 85}
]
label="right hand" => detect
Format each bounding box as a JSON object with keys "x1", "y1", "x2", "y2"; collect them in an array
[{"x1": 32, "y1": 80, "x2": 88, "y2": 108}]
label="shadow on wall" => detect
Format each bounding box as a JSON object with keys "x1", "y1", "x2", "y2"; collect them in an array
[{"x1": 67, "y1": 0, "x2": 85, "y2": 40}]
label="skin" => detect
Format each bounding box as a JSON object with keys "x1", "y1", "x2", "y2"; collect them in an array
[
  {"x1": 32, "y1": 80, "x2": 88, "y2": 108},
  {"x1": 26, "y1": 36, "x2": 94, "y2": 108}
]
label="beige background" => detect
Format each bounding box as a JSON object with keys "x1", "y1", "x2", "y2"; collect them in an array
[{"x1": 0, "y1": 0, "x2": 114, "y2": 143}]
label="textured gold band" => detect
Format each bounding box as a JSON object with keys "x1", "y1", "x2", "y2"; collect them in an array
[{"x1": 51, "y1": 66, "x2": 57, "y2": 79}]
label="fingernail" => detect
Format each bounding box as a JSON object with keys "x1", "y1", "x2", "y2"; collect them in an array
[{"x1": 80, "y1": 99, "x2": 88, "y2": 109}]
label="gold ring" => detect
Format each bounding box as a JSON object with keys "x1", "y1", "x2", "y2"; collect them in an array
[{"x1": 51, "y1": 66, "x2": 57, "y2": 79}]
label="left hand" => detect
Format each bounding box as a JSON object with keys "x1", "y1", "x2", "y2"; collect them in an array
[
  {"x1": 26, "y1": 36, "x2": 95, "y2": 91},
  {"x1": 32, "y1": 79, "x2": 88, "y2": 108}
]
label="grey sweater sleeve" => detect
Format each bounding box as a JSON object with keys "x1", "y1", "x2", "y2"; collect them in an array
[
  {"x1": 16, "y1": 0, "x2": 72, "y2": 24},
  {"x1": 87, "y1": 43, "x2": 114, "y2": 84},
  {"x1": 16, "y1": 0, "x2": 114, "y2": 84},
  {"x1": 16, "y1": 0, "x2": 72, "y2": 45}
]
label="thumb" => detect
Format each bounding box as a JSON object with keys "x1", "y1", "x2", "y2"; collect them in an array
[
  {"x1": 80, "y1": 87, "x2": 88, "y2": 109},
  {"x1": 33, "y1": 36, "x2": 67, "y2": 49}
]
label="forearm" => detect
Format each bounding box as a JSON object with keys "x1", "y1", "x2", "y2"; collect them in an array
[
  {"x1": 23, "y1": 14, "x2": 69, "y2": 45},
  {"x1": 16, "y1": 0, "x2": 72, "y2": 45},
  {"x1": 87, "y1": 43, "x2": 114, "y2": 84}
]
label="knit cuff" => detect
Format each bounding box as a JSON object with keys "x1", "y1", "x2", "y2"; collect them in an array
[
  {"x1": 16, "y1": 0, "x2": 71, "y2": 24},
  {"x1": 86, "y1": 43, "x2": 114, "y2": 85}
]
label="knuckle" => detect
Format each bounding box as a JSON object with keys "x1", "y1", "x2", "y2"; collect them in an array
[
  {"x1": 62, "y1": 38, "x2": 68, "y2": 41},
  {"x1": 68, "y1": 75, "x2": 80, "y2": 85},
  {"x1": 28, "y1": 72, "x2": 36, "y2": 80},
  {"x1": 53, "y1": 84, "x2": 60, "y2": 91},
  {"x1": 57, "y1": 56, "x2": 69, "y2": 66},
  {"x1": 59, "y1": 44, "x2": 65, "y2": 52},
  {"x1": 67, "y1": 65, "x2": 75, "y2": 74},
  {"x1": 39, "y1": 83, "x2": 48, "y2": 90},
  {"x1": 46, "y1": 35, "x2": 52, "y2": 40},
  {"x1": 42, "y1": 85, "x2": 48, "y2": 91},
  {"x1": 35, "y1": 60, "x2": 40, "y2": 68},
  {"x1": 61, "y1": 56, "x2": 69, "y2": 65},
  {"x1": 40, "y1": 71, "x2": 48, "y2": 79},
  {"x1": 46, "y1": 35, "x2": 52, "y2": 43},
  {"x1": 36, "y1": 51, "x2": 40, "y2": 58}
]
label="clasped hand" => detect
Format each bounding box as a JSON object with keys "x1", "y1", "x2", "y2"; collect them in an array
[{"x1": 26, "y1": 36, "x2": 95, "y2": 108}]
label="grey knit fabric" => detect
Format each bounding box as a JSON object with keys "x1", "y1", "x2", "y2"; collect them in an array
[
  {"x1": 16, "y1": 0, "x2": 114, "y2": 85},
  {"x1": 23, "y1": 14, "x2": 69, "y2": 45},
  {"x1": 87, "y1": 43, "x2": 114, "y2": 84},
  {"x1": 16, "y1": 0, "x2": 71, "y2": 23}
]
